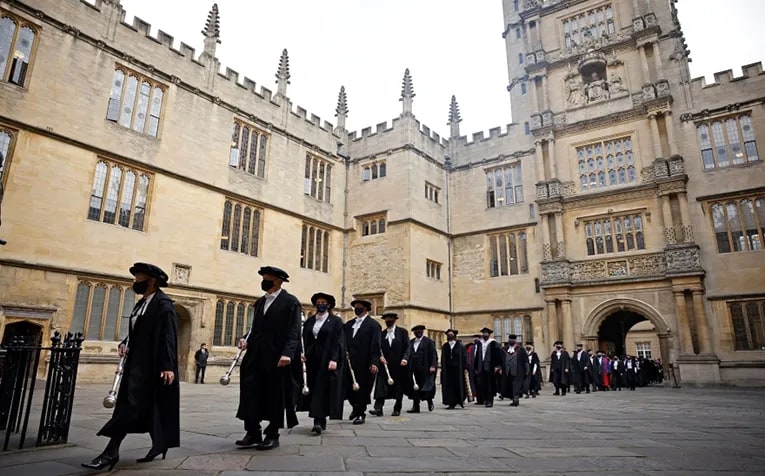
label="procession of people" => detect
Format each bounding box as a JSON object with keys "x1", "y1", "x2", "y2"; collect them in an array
[{"x1": 83, "y1": 262, "x2": 662, "y2": 470}]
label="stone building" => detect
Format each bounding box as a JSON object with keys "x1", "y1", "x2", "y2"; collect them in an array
[{"x1": 0, "y1": 0, "x2": 763, "y2": 385}]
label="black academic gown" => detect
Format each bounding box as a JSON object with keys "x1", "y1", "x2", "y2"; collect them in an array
[
  {"x1": 344, "y1": 315, "x2": 382, "y2": 406},
  {"x1": 298, "y1": 314, "x2": 345, "y2": 420},
  {"x1": 440, "y1": 340, "x2": 468, "y2": 406},
  {"x1": 98, "y1": 291, "x2": 180, "y2": 449},
  {"x1": 403, "y1": 337, "x2": 437, "y2": 401},
  {"x1": 526, "y1": 351, "x2": 542, "y2": 393},
  {"x1": 236, "y1": 289, "x2": 301, "y2": 429},
  {"x1": 549, "y1": 350, "x2": 572, "y2": 389},
  {"x1": 500, "y1": 344, "x2": 529, "y2": 399},
  {"x1": 473, "y1": 339, "x2": 502, "y2": 404},
  {"x1": 374, "y1": 325, "x2": 409, "y2": 402}
]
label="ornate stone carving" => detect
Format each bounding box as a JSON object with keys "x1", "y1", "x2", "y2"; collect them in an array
[
  {"x1": 627, "y1": 254, "x2": 666, "y2": 276},
  {"x1": 542, "y1": 111, "x2": 554, "y2": 127},
  {"x1": 541, "y1": 260, "x2": 570, "y2": 285},
  {"x1": 553, "y1": 113, "x2": 567, "y2": 127},
  {"x1": 543, "y1": 243, "x2": 552, "y2": 261},
  {"x1": 556, "y1": 241, "x2": 566, "y2": 259},
  {"x1": 656, "y1": 80, "x2": 671, "y2": 98},
  {"x1": 608, "y1": 260, "x2": 628, "y2": 276},
  {"x1": 584, "y1": 72, "x2": 610, "y2": 103},
  {"x1": 173, "y1": 264, "x2": 191, "y2": 285},
  {"x1": 547, "y1": 29, "x2": 632, "y2": 64},
  {"x1": 633, "y1": 18, "x2": 645, "y2": 32},
  {"x1": 642, "y1": 84, "x2": 657, "y2": 100},
  {"x1": 547, "y1": 180, "x2": 561, "y2": 198},
  {"x1": 679, "y1": 112, "x2": 693, "y2": 122},
  {"x1": 665, "y1": 245, "x2": 703, "y2": 275},
  {"x1": 562, "y1": 188, "x2": 656, "y2": 211},
  {"x1": 531, "y1": 114, "x2": 542, "y2": 130},
  {"x1": 526, "y1": 53, "x2": 537, "y2": 65},
  {"x1": 641, "y1": 166, "x2": 656, "y2": 183},
  {"x1": 664, "y1": 226, "x2": 677, "y2": 245},
  {"x1": 566, "y1": 76, "x2": 584, "y2": 107},
  {"x1": 654, "y1": 159, "x2": 670, "y2": 179},
  {"x1": 560, "y1": 181, "x2": 577, "y2": 197},
  {"x1": 682, "y1": 225, "x2": 694, "y2": 243},
  {"x1": 608, "y1": 72, "x2": 627, "y2": 94},
  {"x1": 644, "y1": 13, "x2": 658, "y2": 26},
  {"x1": 570, "y1": 259, "x2": 606, "y2": 282},
  {"x1": 568, "y1": 253, "x2": 666, "y2": 283},
  {"x1": 668, "y1": 156, "x2": 686, "y2": 175},
  {"x1": 536, "y1": 184, "x2": 549, "y2": 200}
]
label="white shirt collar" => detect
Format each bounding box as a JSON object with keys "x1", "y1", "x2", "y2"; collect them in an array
[
  {"x1": 316, "y1": 311, "x2": 329, "y2": 319},
  {"x1": 266, "y1": 288, "x2": 283, "y2": 299}
]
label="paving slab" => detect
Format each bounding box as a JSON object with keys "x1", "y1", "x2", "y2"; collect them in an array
[{"x1": 245, "y1": 455, "x2": 345, "y2": 472}]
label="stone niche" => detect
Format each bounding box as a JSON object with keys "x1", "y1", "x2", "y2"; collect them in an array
[{"x1": 565, "y1": 49, "x2": 628, "y2": 109}]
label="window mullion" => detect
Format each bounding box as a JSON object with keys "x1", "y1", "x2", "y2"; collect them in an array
[
  {"x1": 127, "y1": 168, "x2": 139, "y2": 228},
  {"x1": 723, "y1": 205, "x2": 735, "y2": 252},
  {"x1": 736, "y1": 200, "x2": 750, "y2": 251},
  {"x1": 115, "y1": 287, "x2": 125, "y2": 340},
  {"x1": 83, "y1": 283, "x2": 95, "y2": 339},
  {"x1": 100, "y1": 165, "x2": 112, "y2": 221},
  {"x1": 99, "y1": 285, "x2": 112, "y2": 340},
  {"x1": 3, "y1": 21, "x2": 20, "y2": 82},
  {"x1": 131, "y1": 77, "x2": 143, "y2": 130}
]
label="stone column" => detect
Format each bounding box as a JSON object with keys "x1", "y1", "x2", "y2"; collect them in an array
[
  {"x1": 678, "y1": 192, "x2": 693, "y2": 243},
  {"x1": 648, "y1": 113, "x2": 663, "y2": 158},
  {"x1": 661, "y1": 195, "x2": 676, "y2": 245},
  {"x1": 692, "y1": 290, "x2": 713, "y2": 354},
  {"x1": 541, "y1": 75, "x2": 550, "y2": 111},
  {"x1": 639, "y1": 45, "x2": 651, "y2": 84},
  {"x1": 554, "y1": 212, "x2": 565, "y2": 258},
  {"x1": 541, "y1": 214, "x2": 552, "y2": 261},
  {"x1": 535, "y1": 140, "x2": 546, "y2": 182},
  {"x1": 562, "y1": 299, "x2": 575, "y2": 348},
  {"x1": 652, "y1": 42, "x2": 663, "y2": 78},
  {"x1": 548, "y1": 138, "x2": 557, "y2": 179},
  {"x1": 530, "y1": 76, "x2": 539, "y2": 110},
  {"x1": 546, "y1": 299, "x2": 558, "y2": 349},
  {"x1": 673, "y1": 290, "x2": 694, "y2": 354},
  {"x1": 664, "y1": 111, "x2": 679, "y2": 156}
]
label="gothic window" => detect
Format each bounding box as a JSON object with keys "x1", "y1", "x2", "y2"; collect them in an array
[
  {"x1": 708, "y1": 195, "x2": 765, "y2": 253},
  {"x1": 362, "y1": 161, "x2": 386, "y2": 182},
  {"x1": 425, "y1": 182, "x2": 440, "y2": 204},
  {"x1": 562, "y1": 4, "x2": 614, "y2": 48},
  {"x1": 488, "y1": 230, "x2": 529, "y2": 277},
  {"x1": 106, "y1": 66, "x2": 166, "y2": 137},
  {"x1": 0, "y1": 14, "x2": 37, "y2": 87},
  {"x1": 578, "y1": 137, "x2": 635, "y2": 191},
  {"x1": 0, "y1": 127, "x2": 14, "y2": 184},
  {"x1": 515, "y1": 28, "x2": 521, "y2": 39},
  {"x1": 88, "y1": 159, "x2": 151, "y2": 231},
  {"x1": 524, "y1": 122, "x2": 530, "y2": 135},
  {"x1": 696, "y1": 114, "x2": 760, "y2": 169},
  {"x1": 71, "y1": 280, "x2": 136, "y2": 341},
  {"x1": 305, "y1": 154, "x2": 332, "y2": 202},
  {"x1": 583, "y1": 213, "x2": 646, "y2": 256},
  {"x1": 520, "y1": 82, "x2": 527, "y2": 95},
  {"x1": 229, "y1": 120, "x2": 269, "y2": 178},
  {"x1": 635, "y1": 342, "x2": 652, "y2": 359},
  {"x1": 426, "y1": 260, "x2": 442, "y2": 280},
  {"x1": 213, "y1": 301, "x2": 224, "y2": 346},
  {"x1": 729, "y1": 300, "x2": 765, "y2": 351},
  {"x1": 486, "y1": 163, "x2": 523, "y2": 208},
  {"x1": 301, "y1": 223, "x2": 330, "y2": 272},
  {"x1": 518, "y1": 53, "x2": 524, "y2": 65},
  {"x1": 219, "y1": 199, "x2": 261, "y2": 257},
  {"x1": 360, "y1": 214, "x2": 386, "y2": 237},
  {"x1": 494, "y1": 316, "x2": 530, "y2": 342}
]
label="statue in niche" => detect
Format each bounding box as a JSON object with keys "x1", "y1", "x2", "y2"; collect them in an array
[
  {"x1": 585, "y1": 72, "x2": 610, "y2": 103},
  {"x1": 608, "y1": 72, "x2": 627, "y2": 94},
  {"x1": 566, "y1": 76, "x2": 584, "y2": 107}
]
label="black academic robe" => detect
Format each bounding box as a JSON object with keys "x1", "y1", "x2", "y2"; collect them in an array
[
  {"x1": 344, "y1": 315, "x2": 382, "y2": 405},
  {"x1": 98, "y1": 290, "x2": 180, "y2": 449},
  {"x1": 374, "y1": 325, "x2": 409, "y2": 401},
  {"x1": 526, "y1": 351, "x2": 542, "y2": 393},
  {"x1": 549, "y1": 350, "x2": 572, "y2": 387},
  {"x1": 611, "y1": 359, "x2": 626, "y2": 388},
  {"x1": 236, "y1": 289, "x2": 301, "y2": 427},
  {"x1": 473, "y1": 339, "x2": 502, "y2": 404},
  {"x1": 500, "y1": 344, "x2": 529, "y2": 399},
  {"x1": 403, "y1": 336, "x2": 437, "y2": 400},
  {"x1": 298, "y1": 314, "x2": 345, "y2": 420},
  {"x1": 440, "y1": 340, "x2": 468, "y2": 406}
]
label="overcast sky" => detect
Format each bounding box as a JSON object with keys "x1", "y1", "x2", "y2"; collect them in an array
[{"x1": 119, "y1": 0, "x2": 765, "y2": 137}]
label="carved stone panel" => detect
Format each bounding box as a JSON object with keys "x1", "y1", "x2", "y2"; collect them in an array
[
  {"x1": 664, "y1": 226, "x2": 677, "y2": 245},
  {"x1": 536, "y1": 184, "x2": 549, "y2": 200},
  {"x1": 642, "y1": 84, "x2": 657, "y2": 101},
  {"x1": 607, "y1": 260, "x2": 628, "y2": 277},
  {"x1": 556, "y1": 241, "x2": 566, "y2": 259},
  {"x1": 681, "y1": 225, "x2": 694, "y2": 243},
  {"x1": 656, "y1": 79, "x2": 670, "y2": 97},
  {"x1": 641, "y1": 166, "x2": 656, "y2": 183},
  {"x1": 665, "y1": 245, "x2": 703, "y2": 275},
  {"x1": 173, "y1": 264, "x2": 191, "y2": 285},
  {"x1": 543, "y1": 243, "x2": 553, "y2": 261},
  {"x1": 668, "y1": 156, "x2": 686, "y2": 176},
  {"x1": 541, "y1": 260, "x2": 570, "y2": 285}
]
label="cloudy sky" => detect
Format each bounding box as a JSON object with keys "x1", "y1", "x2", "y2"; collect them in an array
[{"x1": 119, "y1": 0, "x2": 765, "y2": 137}]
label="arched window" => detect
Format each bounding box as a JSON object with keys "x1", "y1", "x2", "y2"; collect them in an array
[
  {"x1": 0, "y1": 17, "x2": 36, "y2": 87},
  {"x1": 379, "y1": 162, "x2": 387, "y2": 177},
  {"x1": 371, "y1": 164, "x2": 378, "y2": 179},
  {"x1": 224, "y1": 302, "x2": 235, "y2": 346},
  {"x1": 362, "y1": 221, "x2": 369, "y2": 236},
  {"x1": 378, "y1": 219, "x2": 386, "y2": 233},
  {"x1": 363, "y1": 167, "x2": 370, "y2": 181},
  {"x1": 370, "y1": 220, "x2": 377, "y2": 235}
]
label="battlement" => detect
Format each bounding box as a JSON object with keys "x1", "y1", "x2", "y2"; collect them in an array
[
  {"x1": 349, "y1": 118, "x2": 449, "y2": 148},
  {"x1": 688, "y1": 62, "x2": 764, "y2": 94},
  {"x1": 448, "y1": 122, "x2": 534, "y2": 170}
]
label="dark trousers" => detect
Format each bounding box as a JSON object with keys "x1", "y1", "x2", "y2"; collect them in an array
[
  {"x1": 374, "y1": 398, "x2": 402, "y2": 411},
  {"x1": 244, "y1": 420, "x2": 279, "y2": 439},
  {"x1": 195, "y1": 365, "x2": 206, "y2": 383}
]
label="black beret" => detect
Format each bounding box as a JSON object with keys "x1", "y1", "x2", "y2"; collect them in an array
[
  {"x1": 554, "y1": 341, "x2": 563, "y2": 346},
  {"x1": 381, "y1": 312, "x2": 399, "y2": 319},
  {"x1": 480, "y1": 327, "x2": 493, "y2": 334},
  {"x1": 311, "y1": 292, "x2": 336, "y2": 309},
  {"x1": 576, "y1": 343, "x2": 583, "y2": 347},
  {"x1": 411, "y1": 325, "x2": 426, "y2": 332},
  {"x1": 350, "y1": 299, "x2": 372, "y2": 310},
  {"x1": 507, "y1": 334, "x2": 518, "y2": 340},
  {"x1": 258, "y1": 266, "x2": 289, "y2": 282},
  {"x1": 445, "y1": 329, "x2": 458, "y2": 335},
  {"x1": 525, "y1": 342, "x2": 534, "y2": 346},
  {"x1": 129, "y1": 262, "x2": 169, "y2": 287}
]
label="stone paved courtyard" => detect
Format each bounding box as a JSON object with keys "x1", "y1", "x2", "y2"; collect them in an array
[{"x1": 1, "y1": 382, "x2": 764, "y2": 475}]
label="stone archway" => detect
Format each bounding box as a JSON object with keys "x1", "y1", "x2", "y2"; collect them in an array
[
  {"x1": 1, "y1": 320, "x2": 44, "y2": 346},
  {"x1": 175, "y1": 304, "x2": 192, "y2": 382},
  {"x1": 582, "y1": 298, "x2": 673, "y2": 383}
]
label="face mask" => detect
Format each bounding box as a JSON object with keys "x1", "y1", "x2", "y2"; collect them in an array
[
  {"x1": 414, "y1": 331, "x2": 424, "y2": 338},
  {"x1": 482, "y1": 335, "x2": 490, "y2": 341},
  {"x1": 261, "y1": 280, "x2": 275, "y2": 292},
  {"x1": 508, "y1": 341, "x2": 516, "y2": 347},
  {"x1": 447, "y1": 334, "x2": 455, "y2": 341},
  {"x1": 316, "y1": 304, "x2": 328, "y2": 313},
  {"x1": 354, "y1": 307, "x2": 364, "y2": 316},
  {"x1": 525, "y1": 347, "x2": 532, "y2": 352},
  {"x1": 132, "y1": 279, "x2": 149, "y2": 295},
  {"x1": 384, "y1": 320, "x2": 395, "y2": 328},
  {"x1": 556, "y1": 345, "x2": 562, "y2": 350}
]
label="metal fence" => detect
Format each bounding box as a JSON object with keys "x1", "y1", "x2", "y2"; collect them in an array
[{"x1": 0, "y1": 331, "x2": 83, "y2": 451}]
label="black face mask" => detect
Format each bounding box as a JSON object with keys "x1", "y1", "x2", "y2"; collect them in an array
[
  {"x1": 447, "y1": 334, "x2": 455, "y2": 341},
  {"x1": 316, "y1": 304, "x2": 328, "y2": 314},
  {"x1": 354, "y1": 307, "x2": 365, "y2": 316},
  {"x1": 482, "y1": 335, "x2": 490, "y2": 341},
  {"x1": 525, "y1": 347, "x2": 532, "y2": 352},
  {"x1": 384, "y1": 320, "x2": 395, "y2": 328},
  {"x1": 261, "y1": 280, "x2": 275, "y2": 292},
  {"x1": 132, "y1": 279, "x2": 149, "y2": 295},
  {"x1": 508, "y1": 341, "x2": 516, "y2": 347},
  {"x1": 556, "y1": 345, "x2": 562, "y2": 350},
  {"x1": 414, "y1": 331, "x2": 424, "y2": 338}
]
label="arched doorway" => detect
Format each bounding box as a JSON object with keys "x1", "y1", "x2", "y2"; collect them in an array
[
  {"x1": 1, "y1": 321, "x2": 43, "y2": 346},
  {"x1": 583, "y1": 298, "x2": 673, "y2": 384},
  {"x1": 175, "y1": 305, "x2": 192, "y2": 382}
]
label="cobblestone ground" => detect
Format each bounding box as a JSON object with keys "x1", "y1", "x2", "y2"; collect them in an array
[{"x1": 1, "y1": 382, "x2": 764, "y2": 475}]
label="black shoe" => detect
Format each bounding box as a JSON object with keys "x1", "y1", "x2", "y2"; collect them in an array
[
  {"x1": 311, "y1": 425, "x2": 322, "y2": 435},
  {"x1": 194, "y1": 380, "x2": 198, "y2": 384},
  {"x1": 406, "y1": 407, "x2": 420, "y2": 414},
  {"x1": 352, "y1": 415, "x2": 366, "y2": 425},
  {"x1": 321, "y1": 422, "x2": 327, "y2": 430},
  {"x1": 235, "y1": 433, "x2": 262, "y2": 447},
  {"x1": 391, "y1": 410, "x2": 401, "y2": 417},
  {"x1": 369, "y1": 408, "x2": 383, "y2": 417},
  {"x1": 532, "y1": 394, "x2": 536, "y2": 398},
  {"x1": 136, "y1": 448, "x2": 167, "y2": 463},
  {"x1": 524, "y1": 394, "x2": 530, "y2": 399},
  {"x1": 511, "y1": 399, "x2": 519, "y2": 406},
  {"x1": 459, "y1": 403, "x2": 464, "y2": 408},
  {"x1": 348, "y1": 412, "x2": 357, "y2": 420},
  {"x1": 485, "y1": 402, "x2": 493, "y2": 408},
  {"x1": 81, "y1": 454, "x2": 119, "y2": 471},
  {"x1": 446, "y1": 405, "x2": 456, "y2": 410},
  {"x1": 428, "y1": 400, "x2": 434, "y2": 412},
  {"x1": 256, "y1": 437, "x2": 280, "y2": 450}
]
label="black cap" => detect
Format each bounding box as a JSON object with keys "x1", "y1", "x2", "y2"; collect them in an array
[
  {"x1": 129, "y1": 262, "x2": 169, "y2": 287},
  {"x1": 258, "y1": 266, "x2": 290, "y2": 282},
  {"x1": 554, "y1": 340, "x2": 563, "y2": 346},
  {"x1": 411, "y1": 325, "x2": 426, "y2": 332},
  {"x1": 445, "y1": 329, "x2": 458, "y2": 335},
  {"x1": 310, "y1": 292, "x2": 336, "y2": 309},
  {"x1": 350, "y1": 299, "x2": 372, "y2": 310},
  {"x1": 525, "y1": 341, "x2": 534, "y2": 346},
  {"x1": 507, "y1": 334, "x2": 518, "y2": 340},
  {"x1": 381, "y1": 312, "x2": 399, "y2": 319},
  {"x1": 576, "y1": 343, "x2": 583, "y2": 347},
  {"x1": 480, "y1": 327, "x2": 493, "y2": 334}
]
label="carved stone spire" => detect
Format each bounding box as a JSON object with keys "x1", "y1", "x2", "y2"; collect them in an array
[
  {"x1": 400, "y1": 68, "x2": 415, "y2": 117},
  {"x1": 202, "y1": 3, "x2": 221, "y2": 57},
  {"x1": 447, "y1": 95, "x2": 462, "y2": 138},
  {"x1": 335, "y1": 86, "x2": 349, "y2": 131},
  {"x1": 275, "y1": 48, "x2": 291, "y2": 98}
]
